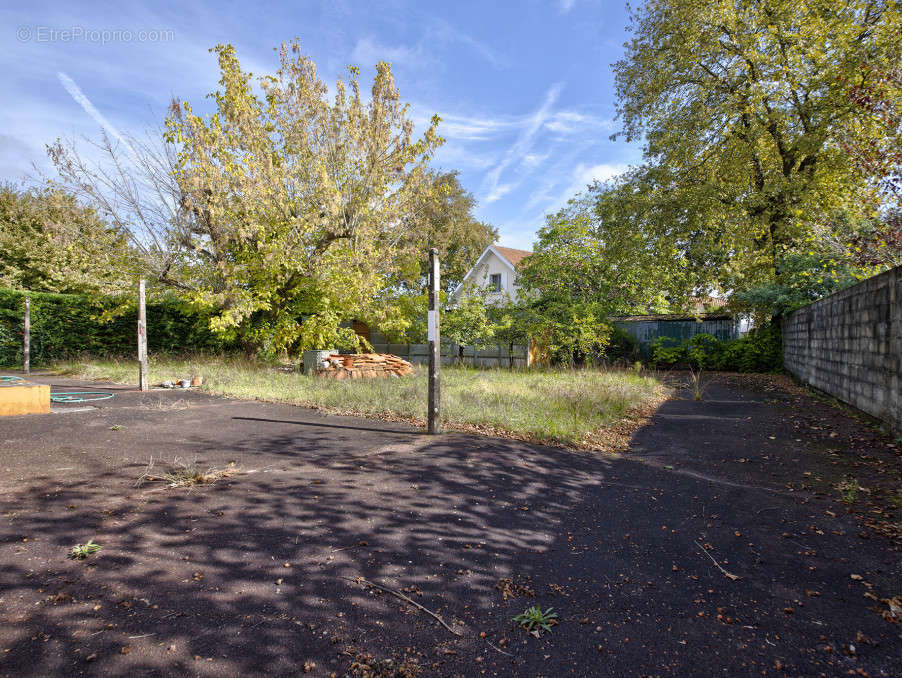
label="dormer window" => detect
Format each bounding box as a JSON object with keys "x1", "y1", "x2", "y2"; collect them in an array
[{"x1": 489, "y1": 273, "x2": 502, "y2": 292}]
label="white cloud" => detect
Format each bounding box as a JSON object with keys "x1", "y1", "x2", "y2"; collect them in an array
[
  {"x1": 549, "y1": 161, "x2": 628, "y2": 209},
  {"x1": 481, "y1": 82, "x2": 563, "y2": 203},
  {"x1": 485, "y1": 183, "x2": 515, "y2": 202},
  {"x1": 544, "y1": 110, "x2": 613, "y2": 134},
  {"x1": 558, "y1": 0, "x2": 577, "y2": 14},
  {"x1": 521, "y1": 152, "x2": 549, "y2": 169},
  {"x1": 436, "y1": 113, "x2": 520, "y2": 141},
  {"x1": 350, "y1": 36, "x2": 425, "y2": 68}
]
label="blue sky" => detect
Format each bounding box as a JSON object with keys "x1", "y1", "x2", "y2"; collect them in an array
[{"x1": 2, "y1": 0, "x2": 642, "y2": 250}]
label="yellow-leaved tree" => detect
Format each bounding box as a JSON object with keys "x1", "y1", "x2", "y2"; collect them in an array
[{"x1": 165, "y1": 40, "x2": 443, "y2": 356}]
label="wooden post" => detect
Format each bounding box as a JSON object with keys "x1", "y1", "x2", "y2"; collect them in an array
[
  {"x1": 138, "y1": 279, "x2": 148, "y2": 392},
  {"x1": 23, "y1": 296, "x2": 30, "y2": 375},
  {"x1": 427, "y1": 248, "x2": 441, "y2": 434}
]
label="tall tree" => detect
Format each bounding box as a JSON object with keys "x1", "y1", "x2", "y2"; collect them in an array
[
  {"x1": 405, "y1": 171, "x2": 497, "y2": 293},
  {"x1": 0, "y1": 184, "x2": 133, "y2": 294},
  {"x1": 519, "y1": 176, "x2": 689, "y2": 316},
  {"x1": 165, "y1": 41, "x2": 443, "y2": 355},
  {"x1": 614, "y1": 0, "x2": 900, "y2": 294},
  {"x1": 47, "y1": 128, "x2": 196, "y2": 291},
  {"x1": 517, "y1": 175, "x2": 689, "y2": 362}
]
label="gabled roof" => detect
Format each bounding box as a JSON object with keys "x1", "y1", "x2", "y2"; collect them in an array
[
  {"x1": 450, "y1": 244, "x2": 533, "y2": 299},
  {"x1": 492, "y1": 246, "x2": 532, "y2": 268}
]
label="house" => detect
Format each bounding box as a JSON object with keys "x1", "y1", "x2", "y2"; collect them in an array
[{"x1": 450, "y1": 245, "x2": 532, "y2": 304}]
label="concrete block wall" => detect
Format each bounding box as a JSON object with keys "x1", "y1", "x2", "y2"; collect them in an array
[
  {"x1": 783, "y1": 266, "x2": 901, "y2": 433},
  {"x1": 369, "y1": 342, "x2": 529, "y2": 368}
]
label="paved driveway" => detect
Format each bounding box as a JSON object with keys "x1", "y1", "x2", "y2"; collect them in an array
[{"x1": 0, "y1": 374, "x2": 899, "y2": 677}]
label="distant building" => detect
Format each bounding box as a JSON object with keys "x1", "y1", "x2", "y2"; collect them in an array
[{"x1": 450, "y1": 245, "x2": 532, "y2": 304}]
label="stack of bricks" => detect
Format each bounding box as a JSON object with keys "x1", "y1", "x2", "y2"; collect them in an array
[{"x1": 313, "y1": 353, "x2": 414, "y2": 379}]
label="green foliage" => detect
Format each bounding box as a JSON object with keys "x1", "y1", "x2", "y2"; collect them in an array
[
  {"x1": 604, "y1": 326, "x2": 640, "y2": 363},
  {"x1": 0, "y1": 184, "x2": 134, "y2": 294},
  {"x1": 517, "y1": 181, "x2": 689, "y2": 365},
  {"x1": 513, "y1": 605, "x2": 558, "y2": 636},
  {"x1": 522, "y1": 299, "x2": 611, "y2": 366},
  {"x1": 613, "y1": 0, "x2": 899, "y2": 302},
  {"x1": 649, "y1": 336, "x2": 687, "y2": 369},
  {"x1": 837, "y1": 475, "x2": 859, "y2": 504},
  {"x1": 61, "y1": 357, "x2": 663, "y2": 446},
  {"x1": 407, "y1": 171, "x2": 498, "y2": 294},
  {"x1": 0, "y1": 287, "x2": 233, "y2": 367},
  {"x1": 164, "y1": 40, "x2": 443, "y2": 356},
  {"x1": 442, "y1": 287, "x2": 510, "y2": 362},
  {"x1": 650, "y1": 326, "x2": 782, "y2": 372},
  {"x1": 733, "y1": 248, "x2": 877, "y2": 318}
]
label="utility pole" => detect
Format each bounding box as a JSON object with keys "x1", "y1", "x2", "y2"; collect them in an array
[
  {"x1": 23, "y1": 296, "x2": 30, "y2": 375},
  {"x1": 138, "y1": 279, "x2": 148, "y2": 392},
  {"x1": 427, "y1": 248, "x2": 441, "y2": 434}
]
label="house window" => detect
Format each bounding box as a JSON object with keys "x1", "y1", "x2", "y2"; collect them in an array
[{"x1": 489, "y1": 273, "x2": 502, "y2": 292}]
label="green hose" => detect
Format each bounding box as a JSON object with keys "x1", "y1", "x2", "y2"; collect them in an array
[
  {"x1": 0, "y1": 375, "x2": 24, "y2": 383},
  {"x1": 50, "y1": 391, "x2": 114, "y2": 403}
]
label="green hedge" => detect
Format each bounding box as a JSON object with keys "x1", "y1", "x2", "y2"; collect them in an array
[
  {"x1": 0, "y1": 288, "x2": 235, "y2": 367},
  {"x1": 649, "y1": 324, "x2": 783, "y2": 372}
]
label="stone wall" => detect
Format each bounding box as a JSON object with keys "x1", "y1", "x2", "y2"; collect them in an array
[{"x1": 783, "y1": 266, "x2": 901, "y2": 432}]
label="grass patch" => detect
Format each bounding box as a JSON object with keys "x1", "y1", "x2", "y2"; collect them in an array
[
  {"x1": 54, "y1": 355, "x2": 666, "y2": 447},
  {"x1": 136, "y1": 457, "x2": 240, "y2": 488}
]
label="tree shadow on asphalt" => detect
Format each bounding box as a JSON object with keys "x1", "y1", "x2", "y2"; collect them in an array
[{"x1": 1, "y1": 380, "x2": 900, "y2": 677}]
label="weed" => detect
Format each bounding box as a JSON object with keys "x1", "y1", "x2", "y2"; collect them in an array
[
  {"x1": 837, "y1": 475, "x2": 859, "y2": 503},
  {"x1": 513, "y1": 605, "x2": 558, "y2": 636},
  {"x1": 688, "y1": 367, "x2": 707, "y2": 401},
  {"x1": 136, "y1": 458, "x2": 239, "y2": 489},
  {"x1": 69, "y1": 540, "x2": 101, "y2": 559},
  {"x1": 55, "y1": 357, "x2": 664, "y2": 446},
  {"x1": 110, "y1": 425, "x2": 122, "y2": 431}
]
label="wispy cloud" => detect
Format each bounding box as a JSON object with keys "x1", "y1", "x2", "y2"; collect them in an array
[
  {"x1": 435, "y1": 113, "x2": 520, "y2": 141},
  {"x1": 57, "y1": 71, "x2": 137, "y2": 159},
  {"x1": 481, "y1": 82, "x2": 563, "y2": 203},
  {"x1": 544, "y1": 110, "x2": 613, "y2": 134},
  {"x1": 428, "y1": 21, "x2": 507, "y2": 69},
  {"x1": 558, "y1": 0, "x2": 577, "y2": 14},
  {"x1": 351, "y1": 36, "x2": 424, "y2": 68},
  {"x1": 350, "y1": 22, "x2": 505, "y2": 72},
  {"x1": 521, "y1": 151, "x2": 550, "y2": 169},
  {"x1": 547, "y1": 161, "x2": 629, "y2": 210}
]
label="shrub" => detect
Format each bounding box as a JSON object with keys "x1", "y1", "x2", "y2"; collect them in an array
[
  {"x1": 649, "y1": 325, "x2": 782, "y2": 372},
  {"x1": 0, "y1": 287, "x2": 235, "y2": 367},
  {"x1": 649, "y1": 336, "x2": 687, "y2": 368},
  {"x1": 605, "y1": 325, "x2": 640, "y2": 363}
]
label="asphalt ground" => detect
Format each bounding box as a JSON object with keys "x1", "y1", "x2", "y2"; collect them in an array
[{"x1": 0, "y1": 372, "x2": 899, "y2": 677}]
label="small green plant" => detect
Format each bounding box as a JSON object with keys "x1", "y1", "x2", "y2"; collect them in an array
[
  {"x1": 69, "y1": 540, "x2": 101, "y2": 559},
  {"x1": 109, "y1": 424, "x2": 122, "y2": 430},
  {"x1": 837, "y1": 475, "x2": 859, "y2": 503},
  {"x1": 513, "y1": 605, "x2": 558, "y2": 636},
  {"x1": 631, "y1": 361, "x2": 643, "y2": 374}
]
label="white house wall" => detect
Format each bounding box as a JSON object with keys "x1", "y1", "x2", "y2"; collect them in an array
[{"x1": 463, "y1": 250, "x2": 521, "y2": 303}]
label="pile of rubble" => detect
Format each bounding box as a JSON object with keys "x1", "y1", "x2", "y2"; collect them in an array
[{"x1": 313, "y1": 353, "x2": 414, "y2": 379}]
